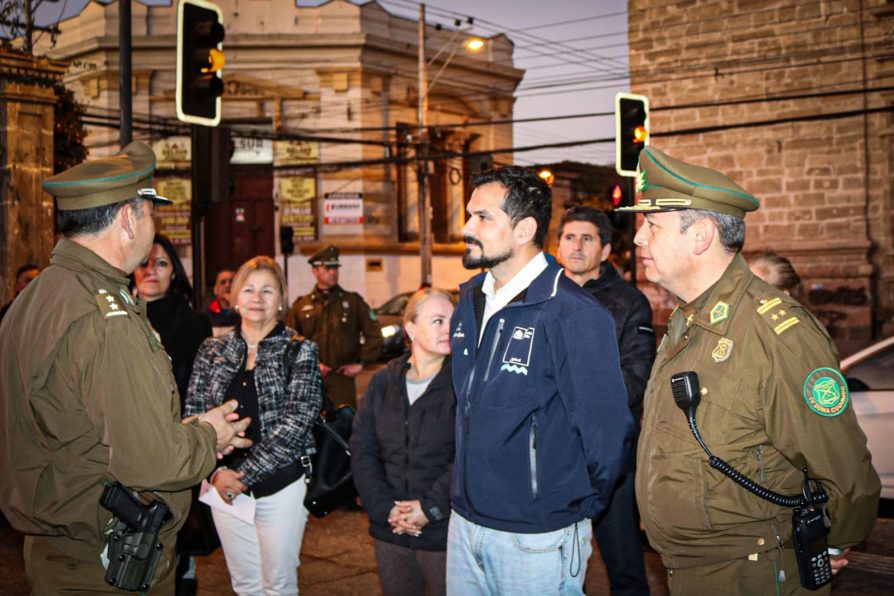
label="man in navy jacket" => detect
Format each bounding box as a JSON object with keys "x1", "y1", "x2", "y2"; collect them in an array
[{"x1": 447, "y1": 167, "x2": 634, "y2": 595}]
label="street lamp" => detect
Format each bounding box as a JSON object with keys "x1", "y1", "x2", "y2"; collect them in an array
[{"x1": 417, "y1": 3, "x2": 482, "y2": 288}]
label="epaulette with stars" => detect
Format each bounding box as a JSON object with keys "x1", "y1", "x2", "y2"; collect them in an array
[
  {"x1": 756, "y1": 296, "x2": 800, "y2": 335},
  {"x1": 94, "y1": 288, "x2": 129, "y2": 319}
]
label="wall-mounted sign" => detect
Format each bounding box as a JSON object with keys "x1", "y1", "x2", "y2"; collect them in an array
[
  {"x1": 231, "y1": 137, "x2": 273, "y2": 164},
  {"x1": 273, "y1": 140, "x2": 319, "y2": 166},
  {"x1": 323, "y1": 192, "x2": 363, "y2": 225},
  {"x1": 154, "y1": 177, "x2": 192, "y2": 245},
  {"x1": 153, "y1": 137, "x2": 191, "y2": 169},
  {"x1": 279, "y1": 176, "x2": 317, "y2": 242}
]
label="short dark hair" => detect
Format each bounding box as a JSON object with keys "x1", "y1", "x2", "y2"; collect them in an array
[
  {"x1": 471, "y1": 166, "x2": 552, "y2": 249},
  {"x1": 56, "y1": 196, "x2": 143, "y2": 237},
  {"x1": 15, "y1": 264, "x2": 39, "y2": 279},
  {"x1": 557, "y1": 205, "x2": 613, "y2": 246},
  {"x1": 679, "y1": 209, "x2": 745, "y2": 253},
  {"x1": 152, "y1": 233, "x2": 194, "y2": 303}
]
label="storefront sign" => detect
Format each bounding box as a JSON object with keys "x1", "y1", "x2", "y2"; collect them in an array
[{"x1": 154, "y1": 177, "x2": 192, "y2": 245}]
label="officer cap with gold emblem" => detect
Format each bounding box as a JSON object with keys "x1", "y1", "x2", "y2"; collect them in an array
[
  {"x1": 43, "y1": 142, "x2": 171, "y2": 211},
  {"x1": 308, "y1": 245, "x2": 341, "y2": 267},
  {"x1": 618, "y1": 146, "x2": 760, "y2": 218}
]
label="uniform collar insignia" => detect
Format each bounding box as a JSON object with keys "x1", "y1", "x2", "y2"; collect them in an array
[{"x1": 709, "y1": 301, "x2": 730, "y2": 325}]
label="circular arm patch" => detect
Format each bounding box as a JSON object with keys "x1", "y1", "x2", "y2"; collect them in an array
[{"x1": 802, "y1": 367, "x2": 850, "y2": 417}]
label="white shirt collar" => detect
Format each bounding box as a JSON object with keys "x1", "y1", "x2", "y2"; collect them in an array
[{"x1": 479, "y1": 252, "x2": 548, "y2": 344}]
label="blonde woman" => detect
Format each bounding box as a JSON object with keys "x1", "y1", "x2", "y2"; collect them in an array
[
  {"x1": 351, "y1": 288, "x2": 456, "y2": 596},
  {"x1": 185, "y1": 256, "x2": 322, "y2": 595}
]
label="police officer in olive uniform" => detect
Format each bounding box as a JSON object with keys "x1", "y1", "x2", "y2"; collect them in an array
[
  {"x1": 286, "y1": 246, "x2": 383, "y2": 408},
  {"x1": 0, "y1": 142, "x2": 252, "y2": 594},
  {"x1": 621, "y1": 147, "x2": 880, "y2": 595}
]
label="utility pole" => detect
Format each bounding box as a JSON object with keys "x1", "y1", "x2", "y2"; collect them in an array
[
  {"x1": 23, "y1": 0, "x2": 33, "y2": 54},
  {"x1": 417, "y1": 3, "x2": 432, "y2": 288},
  {"x1": 119, "y1": 0, "x2": 132, "y2": 148}
]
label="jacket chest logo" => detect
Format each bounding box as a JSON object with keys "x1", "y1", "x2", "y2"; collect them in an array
[{"x1": 500, "y1": 326, "x2": 535, "y2": 375}]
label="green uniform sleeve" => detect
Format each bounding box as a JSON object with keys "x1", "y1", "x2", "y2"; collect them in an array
[
  {"x1": 85, "y1": 315, "x2": 218, "y2": 492},
  {"x1": 762, "y1": 306, "x2": 880, "y2": 548}
]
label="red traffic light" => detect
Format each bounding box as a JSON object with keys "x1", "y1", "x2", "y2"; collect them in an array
[{"x1": 611, "y1": 184, "x2": 623, "y2": 207}]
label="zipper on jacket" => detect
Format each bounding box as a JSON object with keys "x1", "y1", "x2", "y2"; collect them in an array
[
  {"x1": 481, "y1": 318, "x2": 505, "y2": 383},
  {"x1": 754, "y1": 445, "x2": 766, "y2": 483},
  {"x1": 529, "y1": 414, "x2": 539, "y2": 501}
]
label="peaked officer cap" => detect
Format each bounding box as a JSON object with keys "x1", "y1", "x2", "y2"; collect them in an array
[
  {"x1": 43, "y1": 142, "x2": 171, "y2": 211},
  {"x1": 308, "y1": 245, "x2": 341, "y2": 267},
  {"x1": 618, "y1": 147, "x2": 760, "y2": 218}
]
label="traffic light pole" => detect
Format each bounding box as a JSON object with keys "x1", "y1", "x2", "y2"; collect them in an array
[
  {"x1": 625, "y1": 175, "x2": 637, "y2": 287},
  {"x1": 119, "y1": 0, "x2": 132, "y2": 148},
  {"x1": 191, "y1": 124, "x2": 206, "y2": 310}
]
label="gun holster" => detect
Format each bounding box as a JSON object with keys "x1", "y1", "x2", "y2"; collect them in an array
[{"x1": 101, "y1": 483, "x2": 170, "y2": 592}]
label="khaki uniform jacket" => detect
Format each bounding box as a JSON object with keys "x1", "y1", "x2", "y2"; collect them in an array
[
  {"x1": 0, "y1": 240, "x2": 218, "y2": 562},
  {"x1": 286, "y1": 284, "x2": 382, "y2": 370},
  {"x1": 636, "y1": 254, "x2": 880, "y2": 570}
]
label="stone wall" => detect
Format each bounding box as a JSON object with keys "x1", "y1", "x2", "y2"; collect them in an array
[
  {"x1": 0, "y1": 52, "x2": 67, "y2": 304},
  {"x1": 628, "y1": 0, "x2": 894, "y2": 350}
]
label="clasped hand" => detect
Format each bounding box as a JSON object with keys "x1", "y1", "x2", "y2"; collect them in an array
[
  {"x1": 182, "y1": 399, "x2": 252, "y2": 457},
  {"x1": 212, "y1": 468, "x2": 248, "y2": 505},
  {"x1": 388, "y1": 500, "x2": 428, "y2": 537}
]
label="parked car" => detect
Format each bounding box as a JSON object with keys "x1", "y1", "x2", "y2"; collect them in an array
[
  {"x1": 841, "y1": 336, "x2": 894, "y2": 500},
  {"x1": 375, "y1": 289, "x2": 460, "y2": 359}
]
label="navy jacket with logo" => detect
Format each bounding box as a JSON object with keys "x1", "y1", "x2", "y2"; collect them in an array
[{"x1": 450, "y1": 257, "x2": 634, "y2": 534}]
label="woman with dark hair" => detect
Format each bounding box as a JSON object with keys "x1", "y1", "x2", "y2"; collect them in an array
[
  {"x1": 133, "y1": 233, "x2": 212, "y2": 398},
  {"x1": 351, "y1": 288, "x2": 457, "y2": 596}
]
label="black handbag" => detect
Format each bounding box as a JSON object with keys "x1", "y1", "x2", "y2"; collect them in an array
[
  {"x1": 301, "y1": 400, "x2": 357, "y2": 518},
  {"x1": 284, "y1": 336, "x2": 357, "y2": 518}
]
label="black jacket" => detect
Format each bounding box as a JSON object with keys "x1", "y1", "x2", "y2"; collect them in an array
[
  {"x1": 582, "y1": 262, "x2": 656, "y2": 425},
  {"x1": 350, "y1": 354, "x2": 455, "y2": 551},
  {"x1": 146, "y1": 294, "x2": 212, "y2": 403}
]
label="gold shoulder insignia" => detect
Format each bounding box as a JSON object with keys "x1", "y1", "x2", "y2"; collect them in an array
[
  {"x1": 756, "y1": 296, "x2": 800, "y2": 335},
  {"x1": 95, "y1": 289, "x2": 129, "y2": 319}
]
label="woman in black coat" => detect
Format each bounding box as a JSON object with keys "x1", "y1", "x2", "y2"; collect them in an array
[
  {"x1": 133, "y1": 234, "x2": 212, "y2": 399},
  {"x1": 350, "y1": 288, "x2": 456, "y2": 596}
]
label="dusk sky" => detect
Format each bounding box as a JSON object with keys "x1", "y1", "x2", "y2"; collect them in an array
[{"x1": 33, "y1": 0, "x2": 630, "y2": 166}]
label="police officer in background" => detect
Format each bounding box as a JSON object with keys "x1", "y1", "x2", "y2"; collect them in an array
[
  {"x1": 557, "y1": 205, "x2": 654, "y2": 596},
  {"x1": 287, "y1": 245, "x2": 382, "y2": 407},
  {"x1": 622, "y1": 147, "x2": 879, "y2": 595},
  {"x1": 0, "y1": 142, "x2": 252, "y2": 594}
]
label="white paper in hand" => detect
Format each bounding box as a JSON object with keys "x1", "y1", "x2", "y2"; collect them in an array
[{"x1": 198, "y1": 479, "x2": 256, "y2": 525}]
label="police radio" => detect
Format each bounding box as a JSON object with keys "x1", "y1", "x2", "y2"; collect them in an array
[{"x1": 670, "y1": 372, "x2": 832, "y2": 590}]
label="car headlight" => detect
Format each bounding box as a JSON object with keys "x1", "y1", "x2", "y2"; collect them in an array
[{"x1": 381, "y1": 324, "x2": 400, "y2": 339}]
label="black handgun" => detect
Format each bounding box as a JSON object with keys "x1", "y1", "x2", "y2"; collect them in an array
[{"x1": 100, "y1": 482, "x2": 171, "y2": 592}]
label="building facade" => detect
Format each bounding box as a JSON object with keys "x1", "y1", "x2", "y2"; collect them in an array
[
  {"x1": 628, "y1": 0, "x2": 894, "y2": 351},
  {"x1": 36, "y1": 0, "x2": 523, "y2": 304}
]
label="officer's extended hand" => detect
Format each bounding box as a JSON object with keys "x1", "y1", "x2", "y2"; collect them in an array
[
  {"x1": 197, "y1": 400, "x2": 252, "y2": 455},
  {"x1": 338, "y1": 362, "x2": 363, "y2": 378}
]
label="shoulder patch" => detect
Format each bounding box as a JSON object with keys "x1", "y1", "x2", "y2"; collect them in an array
[
  {"x1": 803, "y1": 367, "x2": 849, "y2": 417},
  {"x1": 95, "y1": 289, "x2": 129, "y2": 318},
  {"x1": 756, "y1": 296, "x2": 800, "y2": 335}
]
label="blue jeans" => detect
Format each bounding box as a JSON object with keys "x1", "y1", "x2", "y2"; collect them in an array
[{"x1": 446, "y1": 512, "x2": 593, "y2": 596}]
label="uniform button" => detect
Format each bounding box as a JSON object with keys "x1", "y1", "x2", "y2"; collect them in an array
[
  {"x1": 668, "y1": 570, "x2": 674, "y2": 577},
  {"x1": 757, "y1": 537, "x2": 765, "y2": 546}
]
